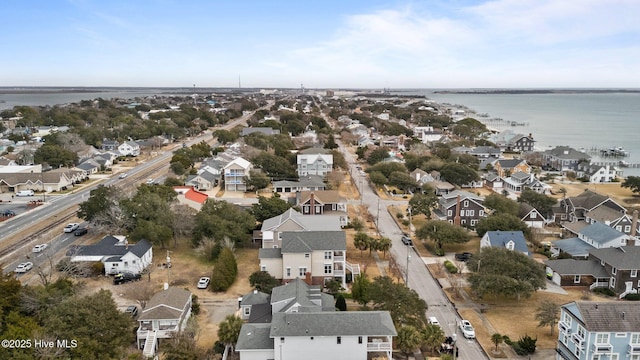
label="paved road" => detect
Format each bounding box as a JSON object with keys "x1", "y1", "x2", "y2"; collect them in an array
[{"x1": 338, "y1": 139, "x2": 488, "y2": 360}]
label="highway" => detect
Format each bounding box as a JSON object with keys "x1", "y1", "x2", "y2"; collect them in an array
[
  {"x1": 0, "y1": 106, "x2": 264, "y2": 274},
  {"x1": 338, "y1": 138, "x2": 488, "y2": 360}
]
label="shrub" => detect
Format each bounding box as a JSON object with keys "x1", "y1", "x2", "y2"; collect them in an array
[
  {"x1": 191, "y1": 294, "x2": 201, "y2": 315},
  {"x1": 510, "y1": 334, "x2": 536, "y2": 355},
  {"x1": 396, "y1": 212, "x2": 404, "y2": 219},
  {"x1": 593, "y1": 287, "x2": 616, "y2": 297},
  {"x1": 444, "y1": 260, "x2": 458, "y2": 274},
  {"x1": 625, "y1": 293, "x2": 640, "y2": 301},
  {"x1": 210, "y1": 247, "x2": 237, "y2": 292}
]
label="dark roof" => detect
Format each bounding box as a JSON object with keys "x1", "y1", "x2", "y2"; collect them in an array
[
  {"x1": 74, "y1": 236, "x2": 152, "y2": 258},
  {"x1": 247, "y1": 303, "x2": 273, "y2": 324},
  {"x1": 567, "y1": 190, "x2": 609, "y2": 211},
  {"x1": 139, "y1": 287, "x2": 191, "y2": 321},
  {"x1": 241, "y1": 290, "x2": 270, "y2": 306},
  {"x1": 270, "y1": 311, "x2": 397, "y2": 337},
  {"x1": 544, "y1": 146, "x2": 591, "y2": 160},
  {"x1": 589, "y1": 246, "x2": 640, "y2": 269},
  {"x1": 483, "y1": 231, "x2": 529, "y2": 254},
  {"x1": 552, "y1": 238, "x2": 595, "y2": 257},
  {"x1": 497, "y1": 159, "x2": 525, "y2": 168},
  {"x1": 580, "y1": 222, "x2": 626, "y2": 245},
  {"x1": 236, "y1": 323, "x2": 274, "y2": 350},
  {"x1": 563, "y1": 301, "x2": 640, "y2": 332},
  {"x1": 544, "y1": 259, "x2": 609, "y2": 277},
  {"x1": 259, "y1": 248, "x2": 282, "y2": 259}
]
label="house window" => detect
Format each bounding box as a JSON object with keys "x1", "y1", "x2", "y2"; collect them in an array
[
  {"x1": 243, "y1": 307, "x2": 250, "y2": 316},
  {"x1": 299, "y1": 267, "x2": 307, "y2": 277},
  {"x1": 631, "y1": 333, "x2": 640, "y2": 344},
  {"x1": 124, "y1": 261, "x2": 128, "y2": 266},
  {"x1": 625, "y1": 225, "x2": 631, "y2": 233},
  {"x1": 337, "y1": 336, "x2": 341, "y2": 344},
  {"x1": 615, "y1": 333, "x2": 626, "y2": 338},
  {"x1": 132, "y1": 260, "x2": 136, "y2": 264},
  {"x1": 261, "y1": 265, "x2": 267, "y2": 271},
  {"x1": 573, "y1": 346, "x2": 580, "y2": 357},
  {"x1": 479, "y1": 210, "x2": 485, "y2": 216},
  {"x1": 531, "y1": 212, "x2": 537, "y2": 218},
  {"x1": 632, "y1": 270, "x2": 637, "y2": 278},
  {"x1": 616, "y1": 225, "x2": 622, "y2": 231},
  {"x1": 471, "y1": 220, "x2": 477, "y2": 226},
  {"x1": 467, "y1": 210, "x2": 474, "y2": 216},
  {"x1": 280, "y1": 337, "x2": 285, "y2": 343},
  {"x1": 286, "y1": 267, "x2": 291, "y2": 277},
  {"x1": 324, "y1": 264, "x2": 332, "y2": 274},
  {"x1": 463, "y1": 200, "x2": 469, "y2": 207},
  {"x1": 358, "y1": 336, "x2": 363, "y2": 344},
  {"x1": 612, "y1": 267, "x2": 617, "y2": 275},
  {"x1": 576, "y1": 326, "x2": 585, "y2": 339},
  {"x1": 596, "y1": 333, "x2": 609, "y2": 344},
  {"x1": 447, "y1": 210, "x2": 452, "y2": 217},
  {"x1": 305, "y1": 253, "x2": 310, "y2": 258},
  {"x1": 562, "y1": 312, "x2": 572, "y2": 326},
  {"x1": 324, "y1": 251, "x2": 332, "y2": 259},
  {"x1": 574, "y1": 275, "x2": 581, "y2": 283}
]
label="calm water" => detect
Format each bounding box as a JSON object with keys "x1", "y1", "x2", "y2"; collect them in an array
[
  {"x1": 421, "y1": 91, "x2": 640, "y2": 177},
  {"x1": 0, "y1": 90, "x2": 170, "y2": 110}
]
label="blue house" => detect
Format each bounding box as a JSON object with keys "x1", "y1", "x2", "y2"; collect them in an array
[
  {"x1": 480, "y1": 230, "x2": 530, "y2": 256},
  {"x1": 556, "y1": 301, "x2": 640, "y2": 360}
]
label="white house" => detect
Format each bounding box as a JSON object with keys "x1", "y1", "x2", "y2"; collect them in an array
[
  {"x1": 118, "y1": 141, "x2": 141, "y2": 157},
  {"x1": 258, "y1": 208, "x2": 342, "y2": 248},
  {"x1": 412, "y1": 126, "x2": 443, "y2": 143},
  {"x1": 297, "y1": 148, "x2": 333, "y2": 177},
  {"x1": 70, "y1": 235, "x2": 153, "y2": 275},
  {"x1": 137, "y1": 287, "x2": 192, "y2": 357},
  {"x1": 224, "y1": 157, "x2": 253, "y2": 192},
  {"x1": 236, "y1": 279, "x2": 396, "y2": 360}
]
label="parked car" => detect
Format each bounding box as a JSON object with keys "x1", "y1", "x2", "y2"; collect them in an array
[
  {"x1": 197, "y1": 277, "x2": 210, "y2": 289},
  {"x1": 428, "y1": 316, "x2": 441, "y2": 327},
  {"x1": 146, "y1": 178, "x2": 154, "y2": 184},
  {"x1": 459, "y1": 320, "x2": 476, "y2": 339},
  {"x1": 74, "y1": 227, "x2": 88, "y2": 236},
  {"x1": 16, "y1": 190, "x2": 34, "y2": 197},
  {"x1": 113, "y1": 272, "x2": 142, "y2": 285},
  {"x1": 1, "y1": 209, "x2": 16, "y2": 217},
  {"x1": 15, "y1": 262, "x2": 33, "y2": 273},
  {"x1": 32, "y1": 244, "x2": 48, "y2": 253},
  {"x1": 455, "y1": 252, "x2": 473, "y2": 262},
  {"x1": 401, "y1": 234, "x2": 413, "y2": 246},
  {"x1": 119, "y1": 173, "x2": 128, "y2": 179},
  {"x1": 125, "y1": 305, "x2": 139, "y2": 318},
  {"x1": 63, "y1": 223, "x2": 80, "y2": 233}
]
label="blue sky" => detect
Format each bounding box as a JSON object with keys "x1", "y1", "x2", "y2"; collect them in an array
[{"x1": 2, "y1": 0, "x2": 639, "y2": 88}]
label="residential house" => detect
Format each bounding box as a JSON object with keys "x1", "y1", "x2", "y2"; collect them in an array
[
  {"x1": 295, "y1": 190, "x2": 347, "y2": 226},
  {"x1": 239, "y1": 289, "x2": 271, "y2": 322},
  {"x1": 224, "y1": 157, "x2": 252, "y2": 192},
  {"x1": 173, "y1": 186, "x2": 208, "y2": 211},
  {"x1": 185, "y1": 167, "x2": 220, "y2": 190},
  {"x1": 502, "y1": 171, "x2": 551, "y2": 195},
  {"x1": 69, "y1": 235, "x2": 153, "y2": 275},
  {"x1": 137, "y1": 287, "x2": 193, "y2": 357},
  {"x1": 519, "y1": 202, "x2": 546, "y2": 228},
  {"x1": 0, "y1": 169, "x2": 80, "y2": 195},
  {"x1": 118, "y1": 141, "x2": 141, "y2": 157},
  {"x1": 258, "y1": 208, "x2": 342, "y2": 248},
  {"x1": 556, "y1": 190, "x2": 626, "y2": 224},
  {"x1": 241, "y1": 127, "x2": 281, "y2": 136},
  {"x1": 272, "y1": 175, "x2": 326, "y2": 194},
  {"x1": 541, "y1": 146, "x2": 591, "y2": 172},
  {"x1": 297, "y1": 148, "x2": 334, "y2": 177},
  {"x1": 76, "y1": 159, "x2": 101, "y2": 175},
  {"x1": 487, "y1": 130, "x2": 535, "y2": 153},
  {"x1": 101, "y1": 139, "x2": 120, "y2": 151},
  {"x1": 92, "y1": 152, "x2": 116, "y2": 169},
  {"x1": 480, "y1": 231, "x2": 530, "y2": 256},
  {"x1": 412, "y1": 126, "x2": 443, "y2": 143},
  {"x1": 588, "y1": 246, "x2": 640, "y2": 297},
  {"x1": 555, "y1": 301, "x2": 640, "y2": 360},
  {"x1": 434, "y1": 190, "x2": 487, "y2": 228},
  {"x1": 259, "y1": 231, "x2": 359, "y2": 287},
  {"x1": 545, "y1": 259, "x2": 610, "y2": 288},
  {"x1": 494, "y1": 159, "x2": 531, "y2": 178},
  {"x1": 552, "y1": 222, "x2": 630, "y2": 259},
  {"x1": 483, "y1": 173, "x2": 503, "y2": 192},
  {"x1": 236, "y1": 279, "x2": 396, "y2": 360},
  {"x1": 581, "y1": 164, "x2": 618, "y2": 183},
  {"x1": 469, "y1": 146, "x2": 502, "y2": 158}
]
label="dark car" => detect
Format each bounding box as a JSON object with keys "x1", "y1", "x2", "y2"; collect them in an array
[
  {"x1": 74, "y1": 227, "x2": 88, "y2": 236},
  {"x1": 125, "y1": 305, "x2": 139, "y2": 318},
  {"x1": 455, "y1": 252, "x2": 473, "y2": 262},
  {"x1": 113, "y1": 272, "x2": 142, "y2": 285},
  {"x1": 401, "y1": 234, "x2": 413, "y2": 246}
]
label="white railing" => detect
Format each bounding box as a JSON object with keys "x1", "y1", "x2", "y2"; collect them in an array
[
  {"x1": 628, "y1": 344, "x2": 640, "y2": 355},
  {"x1": 345, "y1": 261, "x2": 360, "y2": 276},
  {"x1": 593, "y1": 343, "x2": 612, "y2": 354},
  {"x1": 367, "y1": 342, "x2": 392, "y2": 351},
  {"x1": 590, "y1": 281, "x2": 608, "y2": 290},
  {"x1": 142, "y1": 331, "x2": 157, "y2": 358},
  {"x1": 619, "y1": 289, "x2": 638, "y2": 299},
  {"x1": 558, "y1": 321, "x2": 569, "y2": 333}
]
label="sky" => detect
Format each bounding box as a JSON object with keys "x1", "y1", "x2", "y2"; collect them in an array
[{"x1": 1, "y1": 0, "x2": 639, "y2": 89}]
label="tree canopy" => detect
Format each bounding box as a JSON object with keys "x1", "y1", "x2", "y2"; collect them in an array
[
  {"x1": 409, "y1": 192, "x2": 438, "y2": 218},
  {"x1": 368, "y1": 276, "x2": 427, "y2": 327},
  {"x1": 439, "y1": 162, "x2": 479, "y2": 186},
  {"x1": 415, "y1": 220, "x2": 471, "y2": 251},
  {"x1": 193, "y1": 200, "x2": 256, "y2": 246},
  {"x1": 467, "y1": 247, "x2": 546, "y2": 299},
  {"x1": 517, "y1": 190, "x2": 557, "y2": 217},
  {"x1": 251, "y1": 195, "x2": 292, "y2": 223},
  {"x1": 484, "y1": 193, "x2": 520, "y2": 215},
  {"x1": 621, "y1": 176, "x2": 640, "y2": 194}
]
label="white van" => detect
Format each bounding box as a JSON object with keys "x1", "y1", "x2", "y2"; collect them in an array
[
  {"x1": 428, "y1": 316, "x2": 441, "y2": 327},
  {"x1": 16, "y1": 190, "x2": 35, "y2": 197}
]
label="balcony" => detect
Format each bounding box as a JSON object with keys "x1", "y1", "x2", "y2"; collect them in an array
[
  {"x1": 558, "y1": 321, "x2": 570, "y2": 333},
  {"x1": 589, "y1": 281, "x2": 608, "y2": 290},
  {"x1": 628, "y1": 344, "x2": 640, "y2": 355},
  {"x1": 571, "y1": 333, "x2": 585, "y2": 348},
  {"x1": 592, "y1": 343, "x2": 612, "y2": 354},
  {"x1": 367, "y1": 340, "x2": 392, "y2": 351}
]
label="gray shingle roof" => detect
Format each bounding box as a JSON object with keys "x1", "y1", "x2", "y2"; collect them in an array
[
  {"x1": 270, "y1": 311, "x2": 397, "y2": 337},
  {"x1": 589, "y1": 246, "x2": 640, "y2": 269},
  {"x1": 564, "y1": 302, "x2": 640, "y2": 332},
  {"x1": 241, "y1": 290, "x2": 270, "y2": 306},
  {"x1": 544, "y1": 259, "x2": 609, "y2": 277},
  {"x1": 74, "y1": 236, "x2": 152, "y2": 258},
  {"x1": 259, "y1": 248, "x2": 282, "y2": 259},
  {"x1": 139, "y1": 287, "x2": 191, "y2": 321},
  {"x1": 552, "y1": 238, "x2": 595, "y2": 257},
  {"x1": 484, "y1": 231, "x2": 529, "y2": 254},
  {"x1": 580, "y1": 222, "x2": 626, "y2": 245},
  {"x1": 236, "y1": 323, "x2": 274, "y2": 350},
  {"x1": 544, "y1": 146, "x2": 591, "y2": 160},
  {"x1": 281, "y1": 231, "x2": 346, "y2": 252},
  {"x1": 497, "y1": 159, "x2": 525, "y2": 168}
]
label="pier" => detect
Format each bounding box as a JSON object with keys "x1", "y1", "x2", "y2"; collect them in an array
[
  {"x1": 590, "y1": 161, "x2": 640, "y2": 168},
  {"x1": 585, "y1": 147, "x2": 630, "y2": 157}
]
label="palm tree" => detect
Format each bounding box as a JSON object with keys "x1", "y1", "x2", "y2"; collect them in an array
[
  {"x1": 377, "y1": 237, "x2": 391, "y2": 259},
  {"x1": 558, "y1": 187, "x2": 567, "y2": 198},
  {"x1": 217, "y1": 314, "x2": 243, "y2": 359},
  {"x1": 396, "y1": 325, "x2": 422, "y2": 360},
  {"x1": 491, "y1": 333, "x2": 504, "y2": 352},
  {"x1": 353, "y1": 232, "x2": 370, "y2": 259}
]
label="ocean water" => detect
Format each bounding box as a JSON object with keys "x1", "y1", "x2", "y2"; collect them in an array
[
  {"x1": 420, "y1": 91, "x2": 640, "y2": 177},
  {"x1": 0, "y1": 90, "x2": 170, "y2": 110}
]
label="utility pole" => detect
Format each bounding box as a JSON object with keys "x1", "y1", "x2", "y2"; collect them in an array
[{"x1": 405, "y1": 244, "x2": 411, "y2": 285}]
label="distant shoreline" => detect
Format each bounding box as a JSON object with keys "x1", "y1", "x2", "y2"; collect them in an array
[{"x1": 432, "y1": 89, "x2": 640, "y2": 95}]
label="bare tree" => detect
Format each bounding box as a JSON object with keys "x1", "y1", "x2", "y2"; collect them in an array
[
  {"x1": 171, "y1": 204, "x2": 197, "y2": 246},
  {"x1": 325, "y1": 170, "x2": 345, "y2": 190},
  {"x1": 122, "y1": 281, "x2": 158, "y2": 310}
]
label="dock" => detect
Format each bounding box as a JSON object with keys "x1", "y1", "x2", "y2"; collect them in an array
[{"x1": 590, "y1": 161, "x2": 640, "y2": 168}]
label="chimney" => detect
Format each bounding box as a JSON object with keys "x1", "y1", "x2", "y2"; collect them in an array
[
  {"x1": 622, "y1": 311, "x2": 626, "y2": 320},
  {"x1": 595, "y1": 304, "x2": 598, "y2": 310},
  {"x1": 454, "y1": 195, "x2": 461, "y2": 226},
  {"x1": 629, "y1": 210, "x2": 639, "y2": 246},
  {"x1": 310, "y1": 192, "x2": 315, "y2": 215}
]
